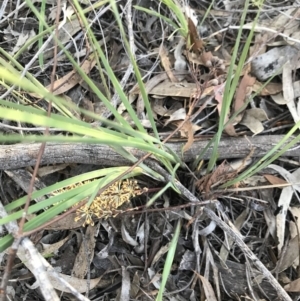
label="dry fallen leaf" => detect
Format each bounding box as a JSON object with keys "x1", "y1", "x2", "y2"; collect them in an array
[
  {"x1": 72, "y1": 225, "x2": 97, "y2": 278},
  {"x1": 164, "y1": 108, "x2": 186, "y2": 126},
  {"x1": 196, "y1": 161, "x2": 229, "y2": 193},
  {"x1": 271, "y1": 93, "x2": 287, "y2": 105},
  {"x1": 268, "y1": 165, "x2": 300, "y2": 253},
  {"x1": 40, "y1": 235, "x2": 70, "y2": 257},
  {"x1": 283, "y1": 61, "x2": 300, "y2": 128},
  {"x1": 275, "y1": 235, "x2": 300, "y2": 273},
  {"x1": 288, "y1": 207, "x2": 300, "y2": 268},
  {"x1": 187, "y1": 17, "x2": 204, "y2": 54},
  {"x1": 253, "y1": 81, "x2": 282, "y2": 96},
  {"x1": 30, "y1": 55, "x2": 96, "y2": 98},
  {"x1": 234, "y1": 72, "x2": 256, "y2": 113},
  {"x1": 130, "y1": 271, "x2": 141, "y2": 299},
  {"x1": 159, "y1": 45, "x2": 178, "y2": 82},
  {"x1": 151, "y1": 99, "x2": 168, "y2": 116},
  {"x1": 194, "y1": 271, "x2": 218, "y2": 301},
  {"x1": 264, "y1": 174, "x2": 287, "y2": 186},
  {"x1": 214, "y1": 84, "x2": 237, "y2": 136},
  {"x1": 117, "y1": 267, "x2": 131, "y2": 301},
  {"x1": 220, "y1": 209, "x2": 249, "y2": 262},
  {"x1": 11, "y1": 30, "x2": 36, "y2": 55},
  {"x1": 284, "y1": 278, "x2": 300, "y2": 292},
  {"x1": 240, "y1": 108, "x2": 268, "y2": 135},
  {"x1": 179, "y1": 120, "x2": 196, "y2": 153},
  {"x1": 80, "y1": 97, "x2": 94, "y2": 122}
]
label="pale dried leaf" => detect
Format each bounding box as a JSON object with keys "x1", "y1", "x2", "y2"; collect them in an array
[
  {"x1": 250, "y1": 33, "x2": 267, "y2": 57},
  {"x1": 242, "y1": 175, "x2": 267, "y2": 186},
  {"x1": 269, "y1": 165, "x2": 300, "y2": 252},
  {"x1": 198, "y1": 274, "x2": 218, "y2": 301},
  {"x1": 50, "y1": 56, "x2": 96, "y2": 95},
  {"x1": 149, "y1": 81, "x2": 215, "y2": 99},
  {"x1": 116, "y1": 267, "x2": 130, "y2": 301},
  {"x1": 63, "y1": 5, "x2": 75, "y2": 19},
  {"x1": 129, "y1": 73, "x2": 169, "y2": 115},
  {"x1": 41, "y1": 235, "x2": 69, "y2": 257},
  {"x1": 271, "y1": 93, "x2": 287, "y2": 105},
  {"x1": 72, "y1": 225, "x2": 96, "y2": 278},
  {"x1": 244, "y1": 108, "x2": 268, "y2": 121},
  {"x1": 184, "y1": 6, "x2": 198, "y2": 26},
  {"x1": 134, "y1": 222, "x2": 145, "y2": 253},
  {"x1": 148, "y1": 268, "x2": 161, "y2": 289},
  {"x1": 174, "y1": 37, "x2": 186, "y2": 71},
  {"x1": 268, "y1": 165, "x2": 300, "y2": 192},
  {"x1": 151, "y1": 99, "x2": 168, "y2": 116},
  {"x1": 180, "y1": 120, "x2": 195, "y2": 152},
  {"x1": 220, "y1": 209, "x2": 248, "y2": 262},
  {"x1": 283, "y1": 61, "x2": 300, "y2": 127},
  {"x1": 179, "y1": 250, "x2": 196, "y2": 270},
  {"x1": 289, "y1": 207, "x2": 300, "y2": 240},
  {"x1": 294, "y1": 81, "x2": 300, "y2": 99},
  {"x1": 234, "y1": 72, "x2": 256, "y2": 113},
  {"x1": 228, "y1": 158, "x2": 252, "y2": 171},
  {"x1": 240, "y1": 108, "x2": 268, "y2": 135},
  {"x1": 214, "y1": 84, "x2": 237, "y2": 136},
  {"x1": 253, "y1": 81, "x2": 282, "y2": 96},
  {"x1": 130, "y1": 271, "x2": 140, "y2": 298},
  {"x1": 60, "y1": 94, "x2": 81, "y2": 119},
  {"x1": 81, "y1": 98, "x2": 94, "y2": 122},
  {"x1": 31, "y1": 55, "x2": 96, "y2": 98},
  {"x1": 118, "y1": 93, "x2": 136, "y2": 115},
  {"x1": 269, "y1": 8, "x2": 300, "y2": 39},
  {"x1": 11, "y1": 30, "x2": 35, "y2": 55},
  {"x1": 164, "y1": 108, "x2": 186, "y2": 126},
  {"x1": 121, "y1": 221, "x2": 138, "y2": 247},
  {"x1": 38, "y1": 164, "x2": 69, "y2": 177},
  {"x1": 48, "y1": 19, "x2": 81, "y2": 48},
  {"x1": 151, "y1": 242, "x2": 171, "y2": 267},
  {"x1": 284, "y1": 278, "x2": 300, "y2": 292},
  {"x1": 159, "y1": 45, "x2": 178, "y2": 82},
  {"x1": 264, "y1": 174, "x2": 288, "y2": 186},
  {"x1": 198, "y1": 221, "x2": 216, "y2": 236},
  {"x1": 140, "y1": 119, "x2": 152, "y2": 129},
  {"x1": 288, "y1": 207, "x2": 300, "y2": 267}
]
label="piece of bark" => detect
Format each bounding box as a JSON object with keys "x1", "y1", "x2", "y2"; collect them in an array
[{"x1": 0, "y1": 135, "x2": 299, "y2": 170}]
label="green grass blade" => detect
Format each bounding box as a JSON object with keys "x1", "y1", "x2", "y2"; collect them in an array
[
  {"x1": 134, "y1": 6, "x2": 185, "y2": 37},
  {"x1": 156, "y1": 219, "x2": 182, "y2": 301},
  {"x1": 207, "y1": 0, "x2": 251, "y2": 172},
  {"x1": 223, "y1": 123, "x2": 300, "y2": 187},
  {"x1": 71, "y1": 0, "x2": 145, "y2": 132},
  {"x1": 38, "y1": 0, "x2": 46, "y2": 68},
  {"x1": 110, "y1": 0, "x2": 159, "y2": 139}
]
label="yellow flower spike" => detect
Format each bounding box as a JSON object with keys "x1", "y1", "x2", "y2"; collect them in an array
[{"x1": 55, "y1": 178, "x2": 143, "y2": 226}]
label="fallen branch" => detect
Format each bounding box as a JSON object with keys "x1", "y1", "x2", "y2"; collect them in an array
[{"x1": 0, "y1": 135, "x2": 298, "y2": 170}]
